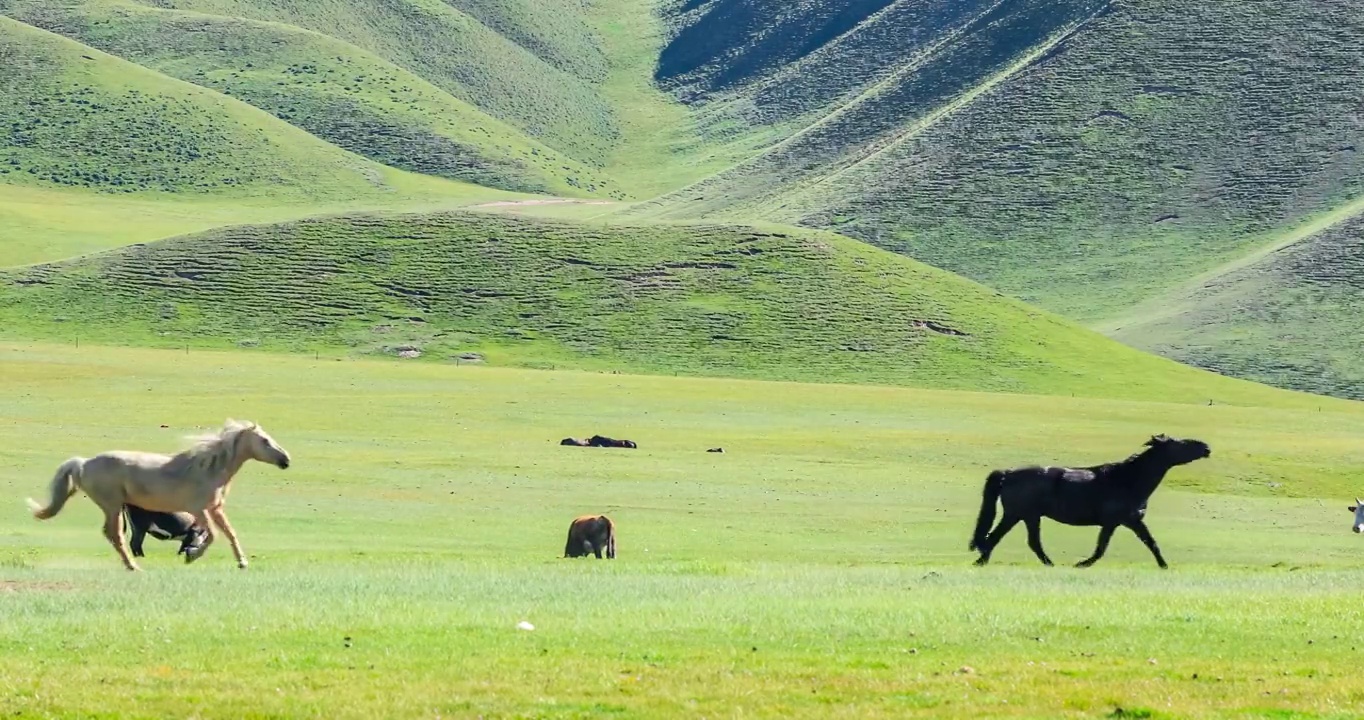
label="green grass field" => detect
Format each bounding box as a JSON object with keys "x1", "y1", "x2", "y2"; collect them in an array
[
  {"x1": 3, "y1": 1, "x2": 1364, "y2": 715},
  {"x1": 2, "y1": 342, "x2": 1363, "y2": 718}
]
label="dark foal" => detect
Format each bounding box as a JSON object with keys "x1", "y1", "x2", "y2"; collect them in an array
[
  {"x1": 969, "y1": 434, "x2": 1211, "y2": 569},
  {"x1": 123, "y1": 504, "x2": 208, "y2": 559},
  {"x1": 588, "y1": 435, "x2": 637, "y2": 449}
]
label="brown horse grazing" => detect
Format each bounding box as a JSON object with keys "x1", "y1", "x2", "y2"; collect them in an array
[
  {"x1": 588, "y1": 435, "x2": 637, "y2": 449},
  {"x1": 970, "y1": 434, "x2": 1211, "y2": 569},
  {"x1": 564, "y1": 514, "x2": 616, "y2": 559},
  {"x1": 560, "y1": 438, "x2": 590, "y2": 446}
]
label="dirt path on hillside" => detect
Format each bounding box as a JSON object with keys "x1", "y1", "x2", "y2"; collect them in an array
[{"x1": 474, "y1": 198, "x2": 616, "y2": 208}]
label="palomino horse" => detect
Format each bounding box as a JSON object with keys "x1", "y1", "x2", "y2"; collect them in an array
[{"x1": 26, "y1": 419, "x2": 290, "y2": 571}]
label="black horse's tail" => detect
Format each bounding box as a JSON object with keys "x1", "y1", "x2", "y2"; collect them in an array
[{"x1": 969, "y1": 470, "x2": 1005, "y2": 551}]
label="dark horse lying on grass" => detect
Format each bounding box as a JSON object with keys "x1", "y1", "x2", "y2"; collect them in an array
[
  {"x1": 969, "y1": 434, "x2": 1211, "y2": 569},
  {"x1": 588, "y1": 435, "x2": 637, "y2": 449}
]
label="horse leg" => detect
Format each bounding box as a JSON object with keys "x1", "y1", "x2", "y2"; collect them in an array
[
  {"x1": 102, "y1": 510, "x2": 140, "y2": 572},
  {"x1": 207, "y1": 505, "x2": 248, "y2": 569},
  {"x1": 1023, "y1": 517, "x2": 1053, "y2": 566},
  {"x1": 973, "y1": 514, "x2": 1021, "y2": 566},
  {"x1": 129, "y1": 522, "x2": 148, "y2": 558},
  {"x1": 1124, "y1": 519, "x2": 1169, "y2": 569},
  {"x1": 184, "y1": 510, "x2": 215, "y2": 564},
  {"x1": 1076, "y1": 525, "x2": 1117, "y2": 568}
]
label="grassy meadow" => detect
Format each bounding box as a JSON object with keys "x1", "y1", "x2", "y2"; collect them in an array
[
  {"x1": 2, "y1": 341, "x2": 1363, "y2": 718},
  {"x1": 2, "y1": 2, "x2": 1364, "y2": 717}
]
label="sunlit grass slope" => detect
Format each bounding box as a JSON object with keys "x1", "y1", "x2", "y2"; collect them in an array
[
  {"x1": 1, "y1": 0, "x2": 621, "y2": 197},
  {"x1": 0, "y1": 15, "x2": 419, "y2": 198},
  {"x1": 639, "y1": 0, "x2": 1364, "y2": 327},
  {"x1": 0, "y1": 211, "x2": 1340, "y2": 406},
  {"x1": 1112, "y1": 208, "x2": 1364, "y2": 401},
  {"x1": 97, "y1": 0, "x2": 621, "y2": 166},
  {"x1": 0, "y1": 183, "x2": 529, "y2": 268}
]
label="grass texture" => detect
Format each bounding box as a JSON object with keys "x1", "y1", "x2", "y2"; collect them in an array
[
  {"x1": 1, "y1": 342, "x2": 1362, "y2": 718},
  {"x1": 0, "y1": 211, "x2": 1336, "y2": 404}
]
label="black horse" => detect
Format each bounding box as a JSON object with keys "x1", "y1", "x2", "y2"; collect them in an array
[
  {"x1": 123, "y1": 505, "x2": 208, "y2": 559},
  {"x1": 588, "y1": 435, "x2": 637, "y2": 449},
  {"x1": 969, "y1": 434, "x2": 1211, "y2": 569}
]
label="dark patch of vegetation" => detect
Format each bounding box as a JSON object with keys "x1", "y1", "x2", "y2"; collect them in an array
[{"x1": 657, "y1": 0, "x2": 902, "y2": 94}]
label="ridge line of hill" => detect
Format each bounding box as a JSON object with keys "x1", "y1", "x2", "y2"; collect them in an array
[
  {"x1": 763, "y1": 4, "x2": 1111, "y2": 218},
  {"x1": 0, "y1": 208, "x2": 1330, "y2": 406},
  {"x1": 613, "y1": 0, "x2": 1017, "y2": 218},
  {"x1": 722, "y1": 0, "x2": 1010, "y2": 132},
  {"x1": 1098, "y1": 192, "x2": 1364, "y2": 336},
  {"x1": 1, "y1": 1, "x2": 621, "y2": 197},
  {"x1": 619, "y1": 0, "x2": 1113, "y2": 221}
]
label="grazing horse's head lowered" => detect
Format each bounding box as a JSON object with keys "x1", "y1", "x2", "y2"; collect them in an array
[{"x1": 1349, "y1": 498, "x2": 1364, "y2": 534}]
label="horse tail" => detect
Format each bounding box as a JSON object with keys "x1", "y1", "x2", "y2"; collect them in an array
[
  {"x1": 27, "y1": 457, "x2": 84, "y2": 520},
  {"x1": 564, "y1": 521, "x2": 578, "y2": 558},
  {"x1": 969, "y1": 470, "x2": 1005, "y2": 551},
  {"x1": 605, "y1": 517, "x2": 616, "y2": 559}
]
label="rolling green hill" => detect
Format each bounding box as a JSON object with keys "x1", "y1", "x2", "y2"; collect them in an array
[
  {"x1": 0, "y1": 210, "x2": 1317, "y2": 404},
  {"x1": 0, "y1": 13, "x2": 533, "y2": 266},
  {"x1": 638, "y1": 0, "x2": 1364, "y2": 323},
  {"x1": 4, "y1": 0, "x2": 1364, "y2": 399},
  {"x1": 0, "y1": 14, "x2": 404, "y2": 197},
  {"x1": 0, "y1": 0, "x2": 623, "y2": 197},
  {"x1": 1110, "y1": 203, "x2": 1364, "y2": 401}
]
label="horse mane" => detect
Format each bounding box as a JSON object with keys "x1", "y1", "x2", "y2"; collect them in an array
[
  {"x1": 1120, "y1": 447, "x2": 1152, "y2": 465},
  {"x1": 170, "y1": 419, "x2": 256, "y2": 478}
]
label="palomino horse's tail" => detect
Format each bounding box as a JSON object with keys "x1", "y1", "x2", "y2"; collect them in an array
[
  {"x1": 969, "y1": 470, "x2": 1006, "y2": 551},
  {"x1": 27, "y1": 457, "x2": 84, "y2": 520},
  {"x1": 605, "y1": 517, "x2": 616, "y2": 560}
]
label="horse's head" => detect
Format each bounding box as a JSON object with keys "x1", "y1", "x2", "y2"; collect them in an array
[
  {"x1": 1143, "y1": 434, "x2": 1211, "y2": 465},
  {"x1": 234, "y1": 420, "x2": 291, "y2": 469},
  {"x1": 179, "y1": 524, "x2": 210, "y2": 556},
  {"x1": 1349, "y1": 498, "x2": 1364, "y2": 534}
]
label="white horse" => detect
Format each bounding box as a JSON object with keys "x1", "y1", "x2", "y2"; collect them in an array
[
  {"x1": 1349, "y1": 498, "x2": 1364, "y2": 534},
  {"x1": 26, "y1": 419, "x2": 291, "y2": 571}
]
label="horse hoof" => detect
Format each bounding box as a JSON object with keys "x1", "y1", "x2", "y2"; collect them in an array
[{"x1": 237, "y1": 561, "x2": 248, "y2": 570}]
